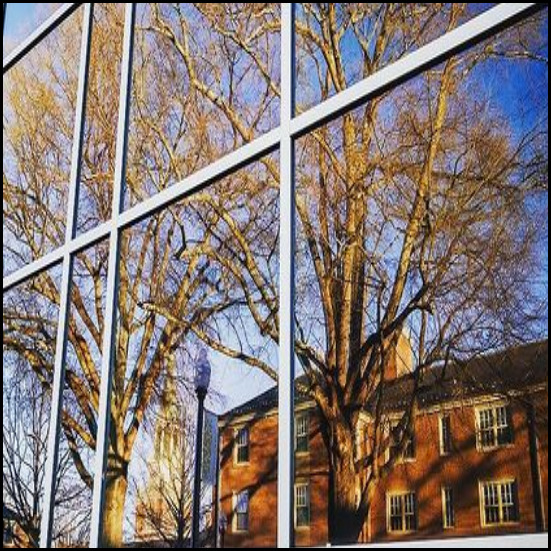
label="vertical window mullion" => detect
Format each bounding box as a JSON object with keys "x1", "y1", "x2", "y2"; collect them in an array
[
  {"x1": 279, "y1": 2, "x2": 296, "y2": 548},
  {"x1": 89, "y1": 4, "x2": 136, "y2": 548},
  {"x1": 38, "y1": 4, "x2": 94, "y2": 547}
]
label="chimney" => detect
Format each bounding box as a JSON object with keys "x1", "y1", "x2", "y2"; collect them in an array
[{"x1": 384, "y1": 331, "x2": 414, "y2": 382}]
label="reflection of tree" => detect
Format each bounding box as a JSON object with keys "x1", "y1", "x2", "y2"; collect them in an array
[
  {"x1": 190, "y1": 5, "x2": 547, "y2": 543},
  {"x1": 2, "y1": 365, "x2": 89, "y2": 548},
  {"x1": 132, "y1": 363, "x2": 195, "y2": 548},
  {"x1": 2, "y1": 2, "x2": 548, "y2": 547},
  {"x1": 3, "y1": 375, "x2": 50, "y2": 548}
]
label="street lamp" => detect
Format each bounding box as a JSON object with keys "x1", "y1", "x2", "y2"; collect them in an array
[{"x1": 191, "y1": 349, "x2": 212, "y2": 549}]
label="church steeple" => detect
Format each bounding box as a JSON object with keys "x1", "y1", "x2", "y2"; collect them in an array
[
  {"x1": 135, "y1": 353, "x2": 193, "y2": 545},
  {"x1": 153, "y1": 353, "x2": 185, "y2": 470}
]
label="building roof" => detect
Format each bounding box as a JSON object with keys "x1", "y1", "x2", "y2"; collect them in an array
[
  {"x1": 222, "y1": 341, "x2": 548, "y2": 421},
  {"x1": 380, "y1": 340, "x2": 548, "y2": 412},
  {"x1": 221, "y1": 384, "x2": 312, "y2": 422}
]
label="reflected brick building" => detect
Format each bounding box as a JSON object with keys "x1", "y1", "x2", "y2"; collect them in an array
[{"x1": 218, "y1": 341, "x2": 548, "y2": 547}]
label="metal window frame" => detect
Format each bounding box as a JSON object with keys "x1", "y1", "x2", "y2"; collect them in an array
[{"x1": 2, "y1": 2, "x2": 548, "y2": 549}]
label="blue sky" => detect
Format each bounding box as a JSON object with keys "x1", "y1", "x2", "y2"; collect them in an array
[
  {"x1": 3, "y1": 3, "x2": 548, "y2": 415},
  {"x1": 3, "y1": 3, "x2": 61, "y2": 56}
]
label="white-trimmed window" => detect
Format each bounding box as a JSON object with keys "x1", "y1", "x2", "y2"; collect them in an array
[
  {"x1": 477, "y1": 405, "x2": 513, "y2": 450},
  {"x1": 439, "y1": 414, "x2": 453, "y2": 456},
  {"x1": 388, "y1": 492, "x2": 417, "y2": 534},
  {"x1": 295, "y1": 484, "x2": 311, "y2": 529},
  {"x1": 235, "y1": 427, "x2": 250, "y2": 465},
  {"x1": 296, "y1": 414, "x2": 310, "y2": 455},
  {"x1": 481, "y1": 481, "x2": 519, "y2": 527},
  {"x1": 442, "y1": 487, "x2": 456, "y2": 529},
  {"x1": 233, "y1": 491, "x2": 250, "y2": 533},
  {"x1": 389, "y1": 420, "x2": 416, "y2": 462}
]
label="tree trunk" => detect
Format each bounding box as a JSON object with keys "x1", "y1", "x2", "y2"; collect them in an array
[
  {"x1": 101, "y1": 471, "x2": 128, "y2": 548},
  {"x1": 327, "y1": 423, "x2": 368, "y2": 545}
]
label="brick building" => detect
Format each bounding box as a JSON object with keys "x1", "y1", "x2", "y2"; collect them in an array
[{"x1": 218, "y1": 341, "x2": 548, "y2": 547}]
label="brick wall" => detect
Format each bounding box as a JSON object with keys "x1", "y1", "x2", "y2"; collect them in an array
[
  {"x1": 371, "y1": 395, "x2": 547, "y2": 542},
  {"x1": 219, "y1": 389, "x2": 548, "y2": 547},
  {"x1": 220, "y1": 413, "x2": 279, "y2": 548}
]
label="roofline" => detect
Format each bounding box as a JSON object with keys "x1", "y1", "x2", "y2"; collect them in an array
[
  {"x1": 219, "y1": 383, "x2": 548, "y2": 430},
  {"x1": 219, "y1": 340, "x2": 548, "y2": 427},
  {"x1": 219, "y1": 399, "x2": 315, "y2": 430}
]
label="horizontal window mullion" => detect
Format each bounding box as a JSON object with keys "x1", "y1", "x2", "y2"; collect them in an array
[
  {"x1": 289, "y1": 2, "x2": 543, "y2": 139},
  {"x1": 4, "y1": 3, "x2": 543, "y2": 297},
  {"x1": 3, "y1": 3, "x2": 83, "y2": 73}
]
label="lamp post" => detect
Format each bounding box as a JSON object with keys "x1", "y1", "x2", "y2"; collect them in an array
[{"x1": 191, "y1": 349, "x2": 211, "y2": 549}]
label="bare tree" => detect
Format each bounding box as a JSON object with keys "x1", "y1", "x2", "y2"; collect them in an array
[
  {"x1": 3, "y1": 3, "x2": 547, "y2": 547},
  {"x1": 2, "y1": 365, "x2": 89, "y2": 548},
  {"x1": 160, "y1": 4, "x2": 547, "y2": 543},
  {"x1": 3, "y1": 374, "x2": 49, "y2": 548},
  {"x1": 2, "y1": 4, "x2": 257, "y2": 545}
]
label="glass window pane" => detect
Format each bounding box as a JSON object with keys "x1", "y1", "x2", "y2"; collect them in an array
[
  {"x1": 294, "y1": 11, "x2": 548, "y2": 546},
  {"x1": 296, "y1": 415, "x2": 310, "y2": 454},
  {"x1": 76, "y1": 4, "x2": 125, "y2": 235},
  {"x1": 124, "y1": 3, "x2": 281, "y2": 210},
  {"x1": 3, "y1": 9, "x2": 83, "y2": 277},
  {"x1": 295, "y1": 3, "x2": 498, "y2": 112},
  {"x1": 443, "y1": 488, "x2": 455, "y2": 529},
  {"x1": 51, "y1": 242, "x2": 109, "y2": 547},
  {"x1": 3, "y1": 3, "x2": 63, "y2": 59},
  {"x1": 3, "y1": 266, "x2": 62, "y2": 548},
  {"x1": 441, "y1": 415, "x2": 453, "y2": 455},
  {"x1": 100, "y1": 155, "x2": 280, "y2": 547}
]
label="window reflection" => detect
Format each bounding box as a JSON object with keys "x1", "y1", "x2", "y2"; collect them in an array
[
  {"x1": 76, "y1": 4, "x2": 125, "y2": 235},
  {"x1": 3, "y1": 9, "x2": 82, "y2": 277},
  {"x1": 1, "y1": 1, "x2": 548, "y2": 549},
  {"x1": 51, "y1": 242, "x2": 109, "y2": 548},
  {"x1": 3, "y1": 266, "x2": 62, "y2": 548},
  {"x1": 292, "y1": 11, "x2": 548, "y2": 546},
  {"x1": 125, "y1": 3, "x2": 281, "y2": 209},
  {"x1": 296, "y1": 3, "x2": 498, "y2": 111},
  {"x1": 3, "y1": 3, "x2": 63, "y2": 59},
  {"x1": 100, "y1": 155, "x2": 280, "y2": 547}
]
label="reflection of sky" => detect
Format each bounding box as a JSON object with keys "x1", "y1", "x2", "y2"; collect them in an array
[
  {"x1": 3, "y1": 3, "x2": 61, "y2": 56},
  {"x1": 297, "y1": 3, "x2": 498, "y2": 108},
  {"x1": 472, "y1": 18, "x2": 549, "y2": 306},
  {"x1": 3, "y1": 3, "x2": 548, "y2": 416}
]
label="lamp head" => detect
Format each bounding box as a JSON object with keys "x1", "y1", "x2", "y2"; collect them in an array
[{"x1": 194, "y1": 348, "x2": 211, "y2": 394}]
